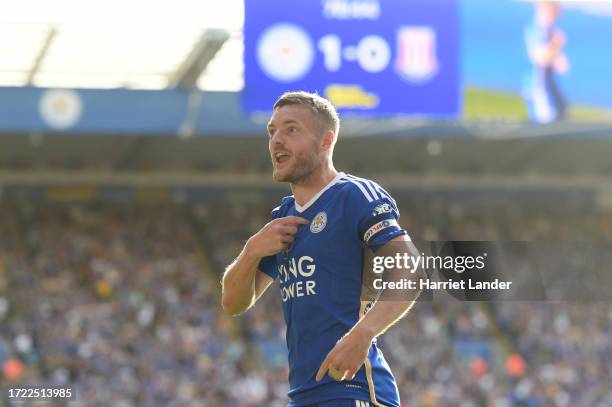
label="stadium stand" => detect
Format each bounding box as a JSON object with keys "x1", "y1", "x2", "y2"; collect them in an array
[{"x1": 1, "y1": 200, "x2": 609, "y2": 406}]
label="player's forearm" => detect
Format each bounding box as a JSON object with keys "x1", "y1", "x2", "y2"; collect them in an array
[
  {"x1": 355, "y1": 265, "x2": 422, "y2": 339},
  {"x1": 351, "y1": 297, "x2": 416, "y2": 341},
  {"x1": 221, "y1": 243, "x2": 261, "y2": 315},
  {"x1": 352, "y1": 235, "x2": 421, "y2": 340}
]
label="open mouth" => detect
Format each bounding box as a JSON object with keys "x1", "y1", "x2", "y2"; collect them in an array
[{"x1": 274, "y1": 152, "x2": 291, "y2": 165}]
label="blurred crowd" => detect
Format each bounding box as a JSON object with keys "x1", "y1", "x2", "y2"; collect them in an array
[
  {"x1": 0, "y1": 203, "x2": 232, "y2": 406},
  {"x1": 0, "y1": 200, "x2": 610, "y2": 407}
]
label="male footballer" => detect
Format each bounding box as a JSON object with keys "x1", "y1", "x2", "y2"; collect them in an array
[{"x1": 221, "y1": 92, "x2": 419, "y2": 407}]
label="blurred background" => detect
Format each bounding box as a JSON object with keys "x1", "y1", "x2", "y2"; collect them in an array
[{"x1": 0, "y1": 0, "x2": 611, "y2": 406}]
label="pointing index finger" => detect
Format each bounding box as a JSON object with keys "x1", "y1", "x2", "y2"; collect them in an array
[
  {"x1": 281, "y1": 216, "x2": 310, "y2": 226},
  {"x1": 316, "y1": 355, "x2": 331, "y2": 382}
]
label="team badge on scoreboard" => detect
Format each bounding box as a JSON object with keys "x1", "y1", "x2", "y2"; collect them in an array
[
  {"x1": 256, "y1": 23, "x2": 315, "y2": 83},
  {"x1": 310, "y1": 211, "x2": 327, "y2": 233},
  {"x1": 395, "y1": 26, "x2": 439, "y2": 84}
]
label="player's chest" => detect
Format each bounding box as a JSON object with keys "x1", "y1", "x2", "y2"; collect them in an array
[
  {"x1": 276, "y1": 207, "x2": 346, "y2": 281},
  {"x1": 293, "y1": 205, "x2": 344, "y2": 248}
]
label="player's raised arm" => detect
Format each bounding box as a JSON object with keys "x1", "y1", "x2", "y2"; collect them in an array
[{"x1": 221, "y1": 216, "x2": 309, "y2": 316}]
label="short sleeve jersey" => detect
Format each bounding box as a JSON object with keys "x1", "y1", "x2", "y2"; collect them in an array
[{"x1": 259, "y1": 172, "x2": 407, "y2": 407}]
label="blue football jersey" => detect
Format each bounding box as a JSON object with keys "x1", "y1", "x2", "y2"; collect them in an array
[{"x1": 259, "y1": 172, "x2": 407, "y2": 407}]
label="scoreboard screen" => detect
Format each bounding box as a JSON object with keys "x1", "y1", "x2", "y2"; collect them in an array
[{"x1": 243, "y1": 0, "x2": 460, "y2": 117}]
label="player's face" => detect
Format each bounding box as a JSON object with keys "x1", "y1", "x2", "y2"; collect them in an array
[
  {"x1": 267, "y1": 104, "x2": 324, "y2": 183},
  {"x1": 537, "y1": 2, "x2": 560, "y2": 26}
]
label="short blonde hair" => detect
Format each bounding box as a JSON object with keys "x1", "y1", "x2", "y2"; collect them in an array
[{"x1": 273, "y1": 91, "x2": 340, "y2": 136}]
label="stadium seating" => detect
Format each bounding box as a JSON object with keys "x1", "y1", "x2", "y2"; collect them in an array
[{"x1": 0, "y1": 201, "x2": 610, "y2": 406}]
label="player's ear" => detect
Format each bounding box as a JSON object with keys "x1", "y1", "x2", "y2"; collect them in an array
[{"x1": 321, "y1": 129, "x2": 335, "y2": 152}]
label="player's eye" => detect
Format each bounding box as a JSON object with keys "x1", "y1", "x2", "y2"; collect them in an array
[{"x1": 288, "y1": 126, "x2": 297, "y2": 133}]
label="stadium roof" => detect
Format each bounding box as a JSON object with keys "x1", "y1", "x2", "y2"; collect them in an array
[
  {"x1": 0, "y1": 0, "x2": 244, "y2": 90},
  {"x1": 3, "y1": 1, "x2": 612, "y2": 92}
]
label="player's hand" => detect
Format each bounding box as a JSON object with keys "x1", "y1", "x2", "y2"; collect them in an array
[
  {"x1": 246, "y1": 216, "x2": 309, "y2": 258},
  {"x1": 315, "y1": 328, "x2": 373, "y2": 382}
]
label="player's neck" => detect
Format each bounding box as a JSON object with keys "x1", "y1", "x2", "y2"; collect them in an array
[{"x1": 291, "y1": 165, "x2": 338, "y2": 208}]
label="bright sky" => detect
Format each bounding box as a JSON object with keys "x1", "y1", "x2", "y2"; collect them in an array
[
  {"x1": 0, "y1": 0, "x2": 245, "y2": 90},
  {"x1": 1, "y1": 0, "x2": 611, "y2": 90}
]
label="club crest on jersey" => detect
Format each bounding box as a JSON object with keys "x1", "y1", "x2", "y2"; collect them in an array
[
  {"x1": 310, "y1": 211, "x2": 327, "y2": 233},
  {"x1": 372, "y1": 203, "x2": 393, "y2": 216}
]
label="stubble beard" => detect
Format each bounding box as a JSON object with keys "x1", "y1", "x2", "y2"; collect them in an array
[{"x1": 273, "y1": 149, "x2": 320, "y2": 184}]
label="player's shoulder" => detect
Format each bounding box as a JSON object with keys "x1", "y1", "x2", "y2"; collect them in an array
[
  {"x1": 271, "y1": 195, "x2": 295, "y2": 218},
  {"x1": 335, "y1": 172, "x2": 396, "y2": 205}
]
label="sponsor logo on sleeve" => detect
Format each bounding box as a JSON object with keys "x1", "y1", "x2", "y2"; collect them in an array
[
  {"x1": 372, "y1": 203, "x2": 393, "y2": 216},
  {"x1": 363, "y1": 219, "x2": 399, "y2": 242}
]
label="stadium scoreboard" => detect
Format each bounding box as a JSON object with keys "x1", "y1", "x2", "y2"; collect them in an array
[{"x1": 243, "y1": 0, "x2": 460, "y2": 116}]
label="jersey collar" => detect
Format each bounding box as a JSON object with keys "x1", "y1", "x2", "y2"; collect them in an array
[{"x1": 294, "y1": 172, "x2": 345, "y2": 213}]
